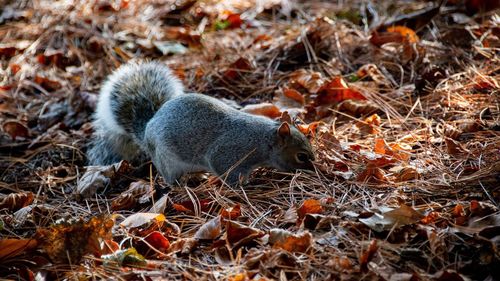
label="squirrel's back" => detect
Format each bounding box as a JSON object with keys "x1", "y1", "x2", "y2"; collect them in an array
[{"x1": 95, "y1": 61, "x2": 183, "y2": 139}]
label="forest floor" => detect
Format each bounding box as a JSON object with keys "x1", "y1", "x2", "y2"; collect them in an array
[{"x1": 0, "y1": 0, "x2": 499, "y2": 280}]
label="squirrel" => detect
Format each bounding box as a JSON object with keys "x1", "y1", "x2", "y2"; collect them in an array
[{"x1": 87, "y1": 61, "x2": 315, "y2": 185}]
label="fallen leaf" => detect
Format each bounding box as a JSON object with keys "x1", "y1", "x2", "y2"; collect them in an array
[
  {"x1": 241, "y1": 103, "x2": 282, "y2": 119},
  {"x1": 172, "y1": 199, "x2": 212, "y2": 214},
  {"x1": 359, "y1": 239, "x2": 378, "y2": 271},
  {"x1": 359, "y1": 204, "x2": 424, "y2": 232},
  {"x1": 2, "y1": 120, "x2": 29, "y2": 140},
  {"x1": 283, "y1": 88, "x2": 305, "y2": 104},
  {"x1": 269, "y1": 229, "x2": 313, "y2": 253},
  {"x1": 0, "y1": 192, "x2": 34, "y2": 211},
  {"x1": 389, "y1": 26, "x2": 419, "y2": 43},
  {"x1": 223, "y1": 57, "x2": 253, "y2": 80},
  {"x1": 76, "y1": 161, "x2": 132, "y2": 198},
  {"x1": 297, "y1": 199, "x2": 324, "y2": 225},
  {"x1": 37, "y1": 215, "x2": 114, "y2": 264},
  {"x1": 316, "y1": 77, "x2": 365, "y2": 104},
  {"x1": 226, "y1": 221, "x2": 265, "y2": 248},
  {"x1": 34, "y1": 75, "x2": 62, "y2": 92},
  {"x1": 167, "y1": 238, "x2": 197, "y2": 255},
  {"x1": 102, "y1": 248, "x2": 147, "y2": 267},
  {"x1": 0, "y1": 239, "x2": 38, "y2": 261},
  {"x1": 144, "y1": 231, "x2": 170, "y2": 251},
  {"x1": 194, "y1": 216, "x2": 222, "y2": 240},
  {"x1": 289, "y1": 69, "x2": 324, "y2": 94},
  {"x1": 297, "y1": 122, "x2": 321, "y2": 136},
  {"x1": 120, "y1": 213, "x2": 166, "y2": 230},
  {"x1": 221, "y1": 204, "x2": 241, "y2": 220}
]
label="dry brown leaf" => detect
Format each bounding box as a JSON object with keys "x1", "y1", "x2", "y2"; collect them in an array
[
  {"x1": 167, "y1": 238, "x2": 198, "y2": 255},
  {"x1": 0, "y1": 192, "x2": 34, "y2": 211},
  {"x1": 269, "y1": 229, "x2": 313, "y2": 253},
  {"x1": 220, "y1": 204, "x2": 241, "y2": 220},
  {"x1": 316, "y1": 77, "x2": 366, "y2": 104},
  {"x1": 0, "y1": 239, "x2": 38, "y2": 261},
  {"x1": 226, "y1": 221, "x2": 265, "y2": 248},
  {"x1": 172, "y1": 199, "x2": 211, "y2": 214},
  {"x1": 194, "y1": 216, "x2": 222, "y2": 240},
  {"x1": 76, "y1": 161, "x2": 132, "y2": 198},
  {"x1": 241, "y1": 103, "x2": 281, "y2": 119},
  {"x1": 36, "y1": 215, "x2": 114, "y2": 264},
  {"x1": 283, "y1": 88, "x2": 305, "y2": 104},
  {"x1": 289, "y1": 69, "x2": 324, "y2": 94},
  {"x1": 2, "y1": 120, "x2": 29, "y2": 140},
  {"x1": 297, "y1": 199, "x2": 324, "y2": 225},
  {"x1": 360, "y1": 239, "x2": 378, "y2": 271}
]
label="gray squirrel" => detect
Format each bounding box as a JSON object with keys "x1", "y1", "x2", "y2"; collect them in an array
[{"x1": 87, "y1": 61, "x2": 315, "y2": 185}]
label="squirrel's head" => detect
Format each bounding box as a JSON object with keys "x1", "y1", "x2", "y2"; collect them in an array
[{"x1": 273, "y1": 122, "x2": 315, "y2": 172}]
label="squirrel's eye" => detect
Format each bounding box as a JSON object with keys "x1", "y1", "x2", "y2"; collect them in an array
[{"x1": 296, "y1": 152, "x2": 309, "y2": 163}]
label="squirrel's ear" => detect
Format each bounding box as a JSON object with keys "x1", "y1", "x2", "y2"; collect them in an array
[{"x1": 277, "y1": 122, "x2": 291, "y2": 138}]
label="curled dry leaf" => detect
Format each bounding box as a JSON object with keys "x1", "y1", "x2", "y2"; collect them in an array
[
  {"x1": 316, "y1": 77, "x2": 366, "y2": 105},
  {"x1": 269, "y1": 229, "x2": 313, "y2": 253},
  {"x1": 76, "y1": 161, "x2": 131, "y2": 198},
  {"x1": 357, "y1": 165, "x2": 389, "y2": 183},
  {"x1": 241, "y1": 103, "x2": 282, "y2": 119},
  {"x1": 359, "y1": 204, "x2": 424, "y2": 232},
  {"x1": 297, "y1": 121, "x2": 321, "y2": 136},
  {"x1": 220, "y1": 204, "x2": 241, "y2": 220},
  {"x1": 289, "y1": 69, "x2": 324, "y2": 94},
  {"x1": 223, "y1": 57, "x2": 253, "y2": 80},
  {"x1": 226, "y1": 221, "x2": 265, "y2": 248},
  {"x1": 101, "y1": 248, "x2": 147, "y2": 267},
  {"x1": 360, "y1": 239, "x2": 378, "y2": 272},
  {"x1": 0, "y1": 238, "x2": 38, "y2": 261},
  {"x1": 283, "y1": 88, "x2": 305, "y2": 104},
  {"x1": 194, "y1": 216, "x2": 222, "y2": 240},
  {"x1": 172, "y1": 199, "x2": 212, "y2": 214},
  {"x1": 374, "y1": 138, "x2": 411, "y2": 162},
  {"x1": 0, "y1": 191, "x2": 34, "y2": 211},
  {"x1": 168, "y1": 238, "x2": 198, "y2": 255},
  {"x1": 144, "y1": 231, "x2": 170, "y2": 251},
  {"x1": 297, "y1": 199, "x2": 324, "y2": 225},
  {"x1": 2, "y1": 120, "x2": 29, "y2": 140},
  {"x1": 37, "y1": 215, "x2": 114, "y2": 264},
  {"x1": 356, "y1": 114, "x2": 381, "y2": 135},
  {"x1": 120, "y1": 213, "x2": 166, "y2": 230},
  {"x1": 111, "y1": 180, "x2": 151, "y2": 211}
]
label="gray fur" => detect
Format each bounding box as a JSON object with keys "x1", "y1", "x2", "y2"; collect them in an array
[{"x1": 88, "y1": 61, "x2": 314, "y2": 185}]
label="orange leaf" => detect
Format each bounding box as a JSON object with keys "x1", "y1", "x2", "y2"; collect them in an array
[
  {"x1": 453, "y1": 204, "x2": 465, "y2": 217},
  {"x1": 221, "y1": 204, "x2": 241, "y2": 220},
  {"x1": 0, "y1": 239, "x2": 38, "y2": 261},
  {"x1": 297, "y1": 199, "x2": 323, "y2": 225},
  {"x1": 241, "y1": 103, "x2": 282, "y2": 119},
  {"x1": 270, "y1": 229, "x2": 312, "y2": 253},
  {"x1": 386, "y1": 26, "x2": 419, "y2": 43},
  {"x1": 10, "y1": 64, "x2": 21, "y2": 75},
  {"x1": 34, "y1": 75, "x2": 62, "y2": 91},
  {"x1": 316, "y1": 77, "x2": 365, "y2": 104},
  {"x1": 359, "y1": 239, "x2": 378, "y2": 271},
  {"x1": 421, "y1": 211, "x2": 439, "y2": 224},
  {"x1": 283, "y1": 88, "x2": 305, "y2": 104},
  {"x1": 297, "y1": 121, "x2": 321, "y2": 136}
]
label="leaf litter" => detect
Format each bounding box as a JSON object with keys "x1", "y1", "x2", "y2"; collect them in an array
[{"x1": 0, "y1": 0, "x2": 499, "y2": 280}]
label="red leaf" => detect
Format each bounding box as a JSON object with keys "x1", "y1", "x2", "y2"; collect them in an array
[
  {"x1": 316, "y1": 77, "x2": 365, "y2": 104},
  {"x1": 144, "y1": 231, "x2": 170, "y2": 251}
]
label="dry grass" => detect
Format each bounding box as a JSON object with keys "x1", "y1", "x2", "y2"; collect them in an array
[{"x1": 1, "y1": 0, "x2": 499, "y2": 280}]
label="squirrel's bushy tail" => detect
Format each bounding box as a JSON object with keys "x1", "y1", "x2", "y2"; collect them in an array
[{"x1": 89, "y1": 61, "x2": 184, "y2": 165}]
